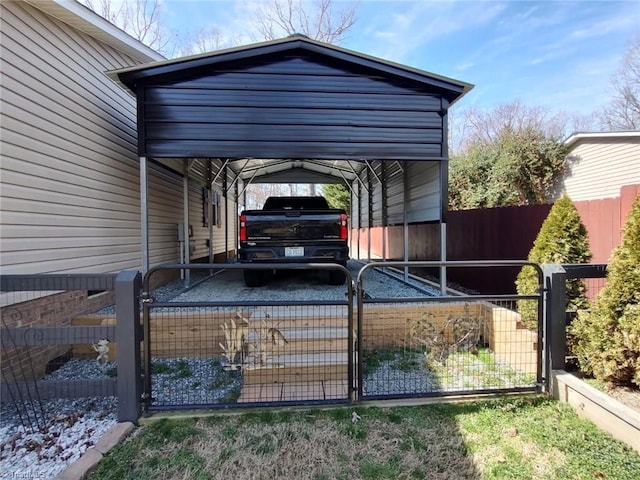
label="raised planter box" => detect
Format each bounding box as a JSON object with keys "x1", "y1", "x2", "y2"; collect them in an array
[{"x1": 552, "y1": 370, "x2": 640, "y2": 453}]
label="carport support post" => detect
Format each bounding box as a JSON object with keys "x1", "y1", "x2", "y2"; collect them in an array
[
  {"x1": 183, "y1": 163, "x2": 191, "y2": 285},
  {"x1": 224, "y1": 164, "x2": 229, "y2": 261},
  {"x1": 440, "y1": 224, "x2": 447, "y2": 295},
  {"x1": 207, "y1": 160, "x2": 214, "y2": 265},
  {"x1": 403, "y1": 162, "x2": 409, "y2": 282},
  {"x1": 116, "y1": 269, "x2": 142, "y2": 423},
  {"x1": 440, "y1": 106, "x2": 449, "y2": 295},
  {"x1": 367, "y1": 170, "x2": 372, "y2": 262},
  {"x1": 356, "y1": 181, "x2": 361, "y2": 260},
  {"x1": 542, "y1": 264, "x2": 567, "y2": 395},
  {"x1": 381, "y1": 161, "x2": 388, "y2": 262},
  {"x1": 140, "y1": 157, "x2": 149, "y2": 275}
]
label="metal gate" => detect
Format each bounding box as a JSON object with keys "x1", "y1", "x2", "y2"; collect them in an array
[
  {"x1": 356, "y1": 261, "x2": 543, "y2": 400},
  {"x1": 142, "y1": 263, "x2": 354, "y2": 411},
  {"x1": 141, "y1": 261, "x2": 543, "y2": 411}
]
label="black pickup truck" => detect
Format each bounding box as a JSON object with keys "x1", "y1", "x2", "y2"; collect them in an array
[{"x1": 238, "y1": 196, "x2": 349, "y2": 287}]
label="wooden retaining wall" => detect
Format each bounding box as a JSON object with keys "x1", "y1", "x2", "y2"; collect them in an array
[{"x1": 73, "y1": 302, "x2": 539, "y2": 375}]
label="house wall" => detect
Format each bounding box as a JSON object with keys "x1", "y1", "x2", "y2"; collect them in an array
[
  {"x1": 558, "y1": 134, "x2": 639, "y2": 297},
  {"x1": 0, "y1": 2, "x2": 237, "y2": 380},
  {"x1": 562, "y1": 136, "x2": 640, "y2": 201},
  {"x1": 1, "y1": 1, "x2": 141, "y2": 274},
  {"x1": 0, "y1": 1, "x2": 234, "y2": 276}
]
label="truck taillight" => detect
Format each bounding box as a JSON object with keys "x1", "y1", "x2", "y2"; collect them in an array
[
  {"x1": 339, "y1": 213, "x2": 348, "y2": 240},
  {"x1": 239, "y1": 214, "x2": 247, "y2": 241}
]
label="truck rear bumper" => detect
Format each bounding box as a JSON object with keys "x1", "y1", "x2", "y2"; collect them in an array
[{"x1": 238, "y1": 245, "x2": 349, "y2": 264}]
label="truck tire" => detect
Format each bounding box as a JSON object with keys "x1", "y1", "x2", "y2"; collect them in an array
[
  {"x1": 328, "y1": 266, "x2": 346, "y2": 285},
  {"x1": 243, "y1": 269, "x2": 264, "y2": 287}
]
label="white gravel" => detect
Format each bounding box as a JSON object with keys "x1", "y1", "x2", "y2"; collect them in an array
[
  {"x1": 150, "y1": 357, "x2": 242, "y2": 407},
  {"x1": 0, "y1": 355, "x2": 244, "y2": 478},
  {"x1": 1, "y1": 393, "x2": 116, "y2": 479},
  {"x1": 167, "y1": 260, "x2": 440, "y2": 303}
]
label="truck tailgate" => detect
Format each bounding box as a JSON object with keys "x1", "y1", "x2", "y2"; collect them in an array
[{"x1": 244, "y1": 211, "x2": 343, "y2": 242}]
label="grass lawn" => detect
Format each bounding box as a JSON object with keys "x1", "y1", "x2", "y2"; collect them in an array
[{"x1": 88, "y1": 396, "x2": 640, "y2": 480}]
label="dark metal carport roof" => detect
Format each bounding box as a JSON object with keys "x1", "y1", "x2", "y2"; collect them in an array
[
  {"x1": 110, "y1": 34, "x2": 472, "y2": 185},
  {"x1": 108, "y1": 35, "x2": 472, "y2": 280}
]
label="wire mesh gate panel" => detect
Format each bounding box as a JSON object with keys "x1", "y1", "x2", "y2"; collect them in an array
[
  {"x1": 142, "y1": 264, "x2": 354, "y2": 411},
  {"x1": 356, "y1": 262, "x2": 543, "y2": 400}
]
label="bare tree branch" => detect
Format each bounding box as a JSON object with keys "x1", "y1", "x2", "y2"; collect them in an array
[
  {"x1": 80, "y1": 0, "x2": 172, "y2": 54},
  {"x1": 178, "y1": 26, "x2": 227, "y2": 56},
  {"x1": 254, "y1": 0, "x2": 358, "y2": 44},
  {"x1": 600, "y1": 34, "x2": 640, "y2": 131},
  {"x1": 454, "y1": 100, "x2": 569, "y2": 154}
]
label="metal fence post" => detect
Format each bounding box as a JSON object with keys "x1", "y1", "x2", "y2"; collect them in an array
[
  {"x1": 542, "y1": 264, "x2": 567, "y2": 395},
  {"x1": 115, "y1": 270, "x2": 142, "y2": 423}
]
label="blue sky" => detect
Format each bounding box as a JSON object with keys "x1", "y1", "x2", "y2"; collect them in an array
[{"x1": 162, "y1": 0, "x2": 639, "y2": 117}]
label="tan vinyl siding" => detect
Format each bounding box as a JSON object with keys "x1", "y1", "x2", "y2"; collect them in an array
[
  {"x1": 0, "y1": 2, "x2": 142, "y2": 274},
  {"x1": 155, "y1": 158, "x2": 231, "y2": 191},
  {"x1": 564, "y1": 138, "x2": 640, "y2": 201},
  {"x1": 147, "y1": 165, "x2": 235, "y2": 266},
  {"x1": 187, "y1": 185, "x2": 238, "y2": 261},
  {"x1": 188, "y1": 184, "x2": 206, "y2": 260},
  {"x1": 225, "y1": 195, "x2": 238, "y2": 256},
  {"x1": 147, "y1": 165, "x2": 182, "y2": 266},
  {"x1": 0, "y1": 2, "x2": 233, "y2": 275}
]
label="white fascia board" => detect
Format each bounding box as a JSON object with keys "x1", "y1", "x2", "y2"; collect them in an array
[
  {"x1": 565, "y1": 130, "x2": 640, "y2": 149},
  {"x1": 25, "y1": 0, "x2": 165, "y2": 63}
]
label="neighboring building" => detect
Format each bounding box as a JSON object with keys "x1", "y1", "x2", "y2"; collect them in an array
[
  {"x1": 562, "y1": 131, "x2": 640, "y2": 202},
  {"x1": 560, "y1": 131, "x2": 639, "y2": 265},
  {"x1": 0, "y1": 0, "x2": 237, "y2": 280}
]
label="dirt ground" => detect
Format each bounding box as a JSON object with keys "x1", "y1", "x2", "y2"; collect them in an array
[{"x1": 605, "y1": 385, "x2": 640, "y2": 413}]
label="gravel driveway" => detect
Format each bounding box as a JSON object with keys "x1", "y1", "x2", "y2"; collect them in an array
[{"x1": 167, "y1": 260, "x2": 440, "y2": 304}]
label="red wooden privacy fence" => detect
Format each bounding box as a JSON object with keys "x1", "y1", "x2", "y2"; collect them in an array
[{"x1": 353, "y1": 184, "x2": 639, "y2": 296}]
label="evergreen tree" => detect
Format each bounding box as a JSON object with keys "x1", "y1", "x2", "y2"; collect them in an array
[
  {"x1": 571, "y1": 195, "x2": 640, "y2": 386},
  {"x1": 516, "y1": 195, "x2": 592, "y2": 328},
  {"x1": 323, "y1": 183, "x2": 351, "y2": 212}
]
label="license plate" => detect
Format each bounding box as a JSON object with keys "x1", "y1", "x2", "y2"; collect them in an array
[{"x1": 285, "y1": 247, "x2": 304, "y2": 257}]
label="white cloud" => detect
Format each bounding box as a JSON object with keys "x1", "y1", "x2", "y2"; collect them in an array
[
  {"x1": 359, "y1": 0, "x2": 507, "y2": 64},
  {"x1": 569, "y1": 14, "x2": 638, "y2": 41}
]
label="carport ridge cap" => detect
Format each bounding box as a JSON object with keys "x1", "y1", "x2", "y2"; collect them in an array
[{"x1": 107, "y1": 35, "x2": 473, "y2": 104}]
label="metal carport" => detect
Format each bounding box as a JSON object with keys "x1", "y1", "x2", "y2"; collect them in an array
[{"x1": 109, "y1": 35, "x2": 473, "y2": 291}]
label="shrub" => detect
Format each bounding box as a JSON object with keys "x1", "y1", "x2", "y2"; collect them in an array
[
  {"x1": 516, "y1": 195, "x2": 592, "y2": 328},
  {"x1": 571, "y1": 195, "x2": 640, "y2": 386}
]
